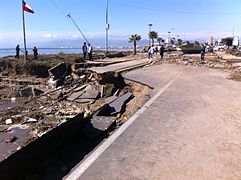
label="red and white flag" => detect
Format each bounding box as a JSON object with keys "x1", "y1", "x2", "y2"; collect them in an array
[{"x1": 23, "y1": 1, "x2": 34, "y2": 14}]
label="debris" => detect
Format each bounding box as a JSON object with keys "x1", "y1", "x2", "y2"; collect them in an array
[
  {"x1": 73, "y1": 84, "x2": 88, "y2": 92},
  {"x1": 74, "y1": 98, "x2": 95, "y2": 104},
  {"x1": 229, "y1": 67, "x2": 241, "y2": 81},
  {"x1": 100, "y1": 85, "x2": 104, "y2": 98},
  {"x1": 48, "y1": 63, "x2": 67, "y2": 80},
  {"x1": 23, "y1": 117, "x2": 38, "y2": 123},
  {"x1": 5, "y1": 119, "x2": 13, "y2": 125},
  {"x1": 33, "y1": 88, "x2": 44, "y2": 96},
  {"x1": 67, "y1": 90, "x2": 85, "y2": 101},
  {"x1": 47, "y1": 77, "x2": 64, "y2": 89},
  {"x1": 91, "y1": 116, "x2": 116, "y2": 131},
  {"x1": 109, "y1": 92, "x2": 133, "y2": 115},
  {"x1": 19, "y1": 86, "x2": 44, "y2": 97},
  {"x1": 6, "y1": 136, "x2": 17, "y2": 143},
  {"x1": 19, "y1": 86, "x2": 33, "y2": 97},
  {"x1": 103, "y1": 83, "x2": 115, "y2": 97},
  {"x1": 11, "y1": 97, "x2": 16, "y2": 103},
  {"x1": 78, "y1": 85, "x2": 99, "y2": 99}
]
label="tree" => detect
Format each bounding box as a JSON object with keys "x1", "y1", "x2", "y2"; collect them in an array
[
  {"x1": 157, "y1": 37, "x2": 163, "y2": 46},
  {"x1": 149, "y1": 31, "x2": 158, "y2": 46},
  {"x1": 129, "y1": 34, "x2": 141, "y2": 55}
]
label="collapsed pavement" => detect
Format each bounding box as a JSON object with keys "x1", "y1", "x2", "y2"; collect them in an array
[{"x1": 0, "y1": 56, "x2": 151, "y2": 179}]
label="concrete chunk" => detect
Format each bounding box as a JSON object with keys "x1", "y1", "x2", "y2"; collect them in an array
[
  {"x1": 67, "y1": 91, "x2": 85, "y2": 101},
  {"x1": 48, "y1": 63, "x2": 67, "y2": 80},
  {"x1": 74, "y1": 99, "x2": 95, "y2": 104},
  {"x1": 78, "y1": 85, "x2": 99, "y2": 99},
  {"x1": 109, "y1": 92, "x2": 133, "y2": 115},
  {"x1": 91, "y1": 116, "x2": 116, "y2": 131}
]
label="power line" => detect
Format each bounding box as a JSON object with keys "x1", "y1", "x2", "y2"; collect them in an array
[
  {"x1": 48, "y1": 0, "x2": 90, "y2": 44},
  {"x1": 109, "y1": 1, "x2": 241, "y2": 16}
]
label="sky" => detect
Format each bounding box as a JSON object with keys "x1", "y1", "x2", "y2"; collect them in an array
[{"x1": 1, "y1": 0, "x2": 241, "y2": 48}]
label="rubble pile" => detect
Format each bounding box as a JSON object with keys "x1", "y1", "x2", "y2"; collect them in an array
[
  {"x1": 163, "y1": 53, "x2": 235, "y2": 70},
  {"x1": 0, "y1": 60, "x2": 140, "y2": 162},
  {"x1": 226, "y1": 49, "x2": 241, "y2": 57},
  {"x1": 229, "y1": 67, "x2": 241, "y2": 81}
]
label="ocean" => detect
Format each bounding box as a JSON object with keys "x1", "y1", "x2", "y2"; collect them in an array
[{"x1": 0, "y1": 47, "x2": 131, "y2": 57}]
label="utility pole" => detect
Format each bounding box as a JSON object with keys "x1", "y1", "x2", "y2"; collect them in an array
[
  {"x1": 22, "y1": 0, "x2": 27, "y2": 61},
  {"x1": 67, "y1": 13, "x2": 89, "y2": 44},
  {"x1": 148, "y1": 24, "x2": 152, "y2": 47},
  {"x1": 105, "y1": 0, "x2": 110, "y2": 55}
]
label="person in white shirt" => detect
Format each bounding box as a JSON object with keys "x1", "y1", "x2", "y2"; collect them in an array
[
  {"x1": 147, "y1": 46, "x2": 155, "y2": 63},
  {"x1": 88, "y1": 44, "x2": 93, "y2": 61}
]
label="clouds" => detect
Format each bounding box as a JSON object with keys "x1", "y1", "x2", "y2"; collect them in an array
[{"x1": 0, "y1": 30, "x2": 241, "y2": 48}]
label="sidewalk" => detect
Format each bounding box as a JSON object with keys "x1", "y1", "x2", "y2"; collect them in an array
[{"x1": 67, "y1": 64, "x2": 241, "y2": 180}]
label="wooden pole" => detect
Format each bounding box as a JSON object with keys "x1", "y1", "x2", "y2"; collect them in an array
[{"x1": 22, "y1": 0, "x2": 27, "y2": 61}]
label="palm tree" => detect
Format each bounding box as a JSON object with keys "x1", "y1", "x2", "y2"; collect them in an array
[
  {"x1": 129, "y1": 34, "x2": 141, "y2": 55},
  {"x1": 149, "y1": 31, "x2": 158, "y2": 46},
  {"x1": 157, "y1": 37, "x2": 163, "y2": 46}
]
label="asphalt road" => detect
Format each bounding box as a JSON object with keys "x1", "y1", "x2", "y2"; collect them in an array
[{"x1": 67, "y1": 64, "x2": 241, "y2": 180}]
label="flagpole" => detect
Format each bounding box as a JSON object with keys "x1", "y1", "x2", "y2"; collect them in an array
[{"x1": 22, "y1": 0, "x2": 27, "y2": 61}]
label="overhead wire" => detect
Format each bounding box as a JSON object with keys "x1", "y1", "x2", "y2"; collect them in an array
[
  {"x1": 109, "y1": 1, "x2": 241, "y2": 16},
  {"x1": 48, "y1": 0, "x2": 90, "y2": 44}
]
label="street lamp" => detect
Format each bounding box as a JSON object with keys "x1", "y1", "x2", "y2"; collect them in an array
[
  {"x1": 148, "y1": 24, "x2": 152, "y2": 47},
  {"x1": 105, "y1": 0, "x2": 110, "y2": 55}
]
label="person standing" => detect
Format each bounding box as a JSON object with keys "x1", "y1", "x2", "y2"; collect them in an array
[
  {"x1": 160, "y1": 45, "x2": 165, "y2": 59},
  {"x1": 33, "y1": 46, "x2": 38, "y2": 59},
  {"x1": 201, "y1": 45, "x2": 206, "y2": 61},
  {"x1": 88, "y1": 43, "x2": 93, "y2": 61},
  {"x1": 147, "y1": 46, "x2": 155, "y2": 63},
  {"x1": 82, "y1": 42, "x2": 87, "y2": 59},
  {"x1": 15, "y1": 44, "x2": 20, "y2": 59}
]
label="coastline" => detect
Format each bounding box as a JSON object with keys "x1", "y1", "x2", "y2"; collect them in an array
[{"x1": 0, "y1": 47, "x2": 133, "y2": 58}]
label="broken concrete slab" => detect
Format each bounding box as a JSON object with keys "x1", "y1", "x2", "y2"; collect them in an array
[
  {"x1": 19, "y1": 86, "x2": 44, "y2": 97},
  {"x1": 33, "y1": 88, "x2": 44, "y2": 96},
  {"x1": 73, "y1": 84, "x2": 88, "y2": 92},
  {"x1": 104, "y1": 95, "x2": 118, "y2": 104},
  {"x1": 48, "y1": 63, "x2": 67, "y2": 80},
  {"x1": 67, "y1": 85, "x2": 99, "y2": 101},
  {"x1": 23, "y1": 117, "x2": 38, "y2": 124},
  {"x1": 91, "y1": 116, "x2": 116, "y2": 131},
  {"x1": 109, "y1": 92, "x2": 133, "y2": 115},
  {"x1": 67, "y1": 90, "x2": 85, "y2": 101},
  {"x1": 74, "y1": 98, "x2": 95, "y2": 104},
  {"x1": 19, "y1": 86, "x2": 33, "y2": 97},
  {"x1": 78, "y1": 85, "x2": 100, "y2": 99}
]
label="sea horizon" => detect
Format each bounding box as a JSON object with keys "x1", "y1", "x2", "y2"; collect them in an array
[{"x1": 0, "y1": 46, "x2": 133, "y2": 58}]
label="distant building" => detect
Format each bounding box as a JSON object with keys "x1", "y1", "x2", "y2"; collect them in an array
[{"x1": 207, "y1": 36, "x2": 214, "y2": 45}]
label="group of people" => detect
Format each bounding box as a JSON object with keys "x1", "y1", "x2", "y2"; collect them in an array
[
  {"x1": 82, "y1": 42, "x2": 93, "y2": 61},
  {"x1": 15, "y1": 44, "x2": 38, "y2": 60},
  {"x1": 147, "y1": 45, "x2": 165, "y2": 63}
]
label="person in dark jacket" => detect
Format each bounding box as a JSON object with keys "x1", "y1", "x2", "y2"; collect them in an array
[
  {"x1": 160, "y1": 45, "x2": 165, "y2": 59},
  {"x1": 201, "y1": 45, "x2": 206, "y2": 61},
  {"x1": 15, "y1": 44, "x2": 20, "y2": 59},
  {"x1": 82, "y1": 42, "x2": 87, "y2": 59},
  {"x1": 33, "y1": 46, "x2": 38, "y2": 59}
]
